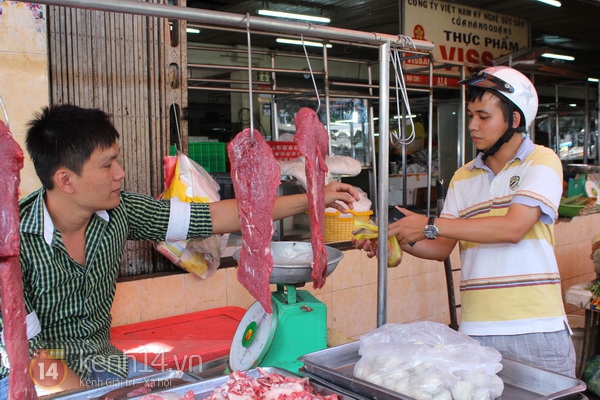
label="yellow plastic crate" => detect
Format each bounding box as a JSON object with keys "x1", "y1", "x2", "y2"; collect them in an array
[{"x1": 324, "y1": 210, "x2": 373, "y2": 243}]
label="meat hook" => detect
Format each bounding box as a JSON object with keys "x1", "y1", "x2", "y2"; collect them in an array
[{"x1": 300, "y1": 34, "x2": 321, "y2": 114}]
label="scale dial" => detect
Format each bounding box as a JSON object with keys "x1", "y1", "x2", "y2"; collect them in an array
[{"x1": 229, "y1": 300, "x2": 278, "y2": 371}]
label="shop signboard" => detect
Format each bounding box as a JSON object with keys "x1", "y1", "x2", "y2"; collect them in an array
[{"x1": 403, "y1": 0, "x2": 530, "y2": 87}]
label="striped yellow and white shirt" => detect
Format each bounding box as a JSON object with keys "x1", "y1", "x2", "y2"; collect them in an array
[{"x1": 441, "y1": 137, "x2": 567, "y2": 336}]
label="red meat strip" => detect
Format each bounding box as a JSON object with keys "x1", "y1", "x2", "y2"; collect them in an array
[
  {"x1": 227, "y1": 129, "x2": 280, "y2": 313},
  {"x1": 294, "y1": 108, "x2": 329, "y2": 289},
  {"x1": 0, "y1": 120, "x2": 37, "y2": 399}
]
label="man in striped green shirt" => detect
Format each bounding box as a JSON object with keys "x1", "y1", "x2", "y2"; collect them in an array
[{"x1": 0, "y1": 104, "x2": 358, "y2": 396}]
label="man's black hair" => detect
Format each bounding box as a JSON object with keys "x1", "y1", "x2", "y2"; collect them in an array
[{"x1": 26, "y1": 104, "x2": 120, "y2": 189}]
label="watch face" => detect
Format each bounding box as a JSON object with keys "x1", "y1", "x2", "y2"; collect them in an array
[{"x1": 424, "y1": 225, "x2": 438, "y2": 239}]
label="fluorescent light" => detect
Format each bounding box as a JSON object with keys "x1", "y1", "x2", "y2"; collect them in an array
[
  {"x1": 541, "y1": 53, "x2": 574, "y2": 61},
  {"x1": 258, "y1": 9, "x2": 330, "y2": 24},
  {"x1": 536, "y1": 0, "x2": 561, "y2": 6},
  {"x1": 589, "y1": 78, "x2": 599, "y2": 83},
  {"x1": 168, "y1": 24, "x2": 201, "y2": 34},
  {"x1": 276, "y1": 38, "x2": 332, "y2": 48}
]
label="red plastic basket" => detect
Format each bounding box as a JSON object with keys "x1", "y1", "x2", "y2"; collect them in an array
[{"x1": 267, "y1": 141, "x2": 300, "y2": 161}]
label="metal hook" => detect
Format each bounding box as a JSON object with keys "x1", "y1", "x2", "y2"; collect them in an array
[
  {"x1": 0, "y1": 97, "x2": 9, "y2": 131},
  {"x1": 170, "y1": 90, "x2": 182, "y2": 152},
  {"x1": 246, "y1": 13, "x2": 255, "y2": 144},
  {"x1": 389, "y1": 46, "x2": 415, "y2": 147},
  {"x1": 398, "y1": 34, "x2": 417, "y2": 50},
  {"x1": 300, "y1": 34, "x2": 321, "y2": 114}
]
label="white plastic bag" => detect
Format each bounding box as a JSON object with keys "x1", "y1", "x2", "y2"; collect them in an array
[
  {"x1": 354, "y1": 322, "x2": 504, "y2": 400},
  {"x1": 155, "y1": 152, "x2": 229, "y2": 279}
]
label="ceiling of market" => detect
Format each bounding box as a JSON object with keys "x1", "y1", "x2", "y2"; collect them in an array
[{"x1": 186, "y1": 0, "x2": 600, "y2": 82}]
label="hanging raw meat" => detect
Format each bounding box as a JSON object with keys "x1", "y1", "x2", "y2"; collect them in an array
[
  {"x1": 227, "y1": 129, "x2": 280, "y2": 313},
  {"x1": 0, "y1": 120, "x2": 38, "y2": 399},
  {"x1": 294, "y1": 108, "x2": 329, "y2": 289}
]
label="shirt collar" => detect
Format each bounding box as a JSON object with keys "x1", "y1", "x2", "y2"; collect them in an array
[
  {"x1": 466, "y1": 136, "x2": 535, "y2": 171},
  {"x1": 23, "y1": 189, "x2": 111, "y2": 246}
]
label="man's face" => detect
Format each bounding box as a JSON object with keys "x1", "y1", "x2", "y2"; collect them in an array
[
  {"x1": 71, "y1": 142, "x2": 125, "y2": 211},
  {"x1": 466, "y1": 92, "x2": 509, "y2": 152}
]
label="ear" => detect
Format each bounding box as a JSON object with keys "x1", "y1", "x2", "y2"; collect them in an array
[
  {"x1": 54, "y1": 168, "x2": 76, "y2": 194},
  {"x1": 512, "y1": 111, "x2": 522, "y2": 129}
]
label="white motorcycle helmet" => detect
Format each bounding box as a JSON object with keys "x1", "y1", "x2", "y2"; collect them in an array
[
  {"x1": 460, "y1": 66, "x2": 538, "y2": 159},
  {"x1": 460, "y1": 65, "x2": 538, "y2": 132}
]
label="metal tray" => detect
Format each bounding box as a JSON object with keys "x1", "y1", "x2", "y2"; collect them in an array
[
  {"x1": 43, "y1": 370, "x2": 199, "y2": 399},
  {"x1": 299, "y1": 342, "x2": 587, "y2": 400},
  {"x1": 119, "y1": 367, "x2": 361, "y2": 399}
]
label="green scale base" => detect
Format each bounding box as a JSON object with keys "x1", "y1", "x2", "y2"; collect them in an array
[{"x1": 258, "y1": 285, "x2": 327, "y2": 373}]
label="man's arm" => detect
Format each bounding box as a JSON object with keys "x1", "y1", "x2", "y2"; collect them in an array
[
  {"x1": 209, "y1": 182, "x2": 359, "y2": 235},
  {"x1": 356, "y1": 203, "x2": 542, "y2": 262},
  {"x1": 393, "y1": 204, "x2": 541, "y2": 245}
]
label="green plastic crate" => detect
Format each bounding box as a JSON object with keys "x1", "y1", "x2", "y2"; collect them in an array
[{"x1": 170, "y1": 142, "x2": 226, "y2": 173}]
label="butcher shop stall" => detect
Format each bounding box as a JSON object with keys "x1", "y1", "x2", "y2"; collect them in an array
[{"x1": 1, "y1": 0, "x2": 592, "y2": 399}]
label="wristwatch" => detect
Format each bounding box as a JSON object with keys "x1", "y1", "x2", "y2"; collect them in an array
[{"x1": 424, "y1": 216, "x2": 438, "y2": 240}]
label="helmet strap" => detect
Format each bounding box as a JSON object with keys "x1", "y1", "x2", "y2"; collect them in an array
[
  {"x1": 479, "y1": 110, "x2": 525, "y2": 161},
  {"x1": 480, "y1": 128, "x2": 513, "y2": 161}
]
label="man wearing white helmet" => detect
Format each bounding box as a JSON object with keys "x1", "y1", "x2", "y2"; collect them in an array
[{"x1": 355, "y1": 66, "x2": 575, "y2": 376}]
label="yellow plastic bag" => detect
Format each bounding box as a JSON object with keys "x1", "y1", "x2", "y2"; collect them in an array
[
  {"x1": 155, "y1": 152, "x2": 228, "y2": 279},
  {"x1": 353, "y1": 220, "x2": 402, "y2": 268}
]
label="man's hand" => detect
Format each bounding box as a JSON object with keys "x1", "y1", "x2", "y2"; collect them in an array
[
  {"x1": 388, "y1": 207, "x2": 428, "y2": 246},
  {"x1": 353, "y1": 237, "x2": 378, "y2": 258},
  {"x1": 323, "y1": 182, "x2": 360, "y2": 212}
]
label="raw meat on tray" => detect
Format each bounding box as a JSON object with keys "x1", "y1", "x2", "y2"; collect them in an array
[
  {"x1": 227, "y1": 128, "x2": 280, "y2": 313},
  {"x1": 205, "y1": 368, "x2": 338, "y2": 400},
  {"x1": 294, "y1": 108, "x2": 329, "y2": 289},
  {"x1": 0, "y1": 120, "x2": 37, "y2": 399}
]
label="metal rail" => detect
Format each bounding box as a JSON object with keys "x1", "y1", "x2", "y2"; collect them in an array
[{"x1": 33, "y1": 0, "x2": 434, "y2": 52}]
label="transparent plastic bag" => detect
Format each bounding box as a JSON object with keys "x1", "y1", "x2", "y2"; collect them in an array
[
  {"x1": 155, "y1": 152, "x2": 228, "y2": 279},
  {"x1": 354, "y1": 322, "x2": 504, "y2": 400}
]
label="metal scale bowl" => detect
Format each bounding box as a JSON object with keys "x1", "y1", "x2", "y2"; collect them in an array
[{"x1": 229, "y1": 241, "x2": 343, "y2": 374}]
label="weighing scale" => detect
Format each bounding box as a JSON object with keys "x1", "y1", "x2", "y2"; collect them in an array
[{"x1": 230, "y1": 242, "x2": 343, "y2": 374}]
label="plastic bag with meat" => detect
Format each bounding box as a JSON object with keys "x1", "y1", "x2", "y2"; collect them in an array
[
  {"x1": 294, "y1": 107, "x2": 329, "y2": 289},
  {"x1": 227, "y1": 129, "x2": 280, "y2": 313}
]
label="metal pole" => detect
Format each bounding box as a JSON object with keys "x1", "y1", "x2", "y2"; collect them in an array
[
  {"x1": 323, "y1": 42, "x2": 332, "y2": 156},
  {"x1": 584, "y1": 81, "x2": 590, "y2": 164},
  {"x1": 426, "y1": 60, "x2": 434, "y2": 217},
  {"x1": 33, "y1": 0, "x2": 434, "y2": 52},
  {"x1": 368, "y1": 65, "x2": 378, "y2": 215},
  {"x1": 377, "y1": 42, "x2": 391, "y2": 327},
  {"x1": 270, "y1": 53, "x2": 279, "y2": 141},
  {"x1": 459, "y1": 65, "x2": 466, "y2": 167},
  {"x1": 555, "y1": 84, "x2": 560, "y2": 159}
]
